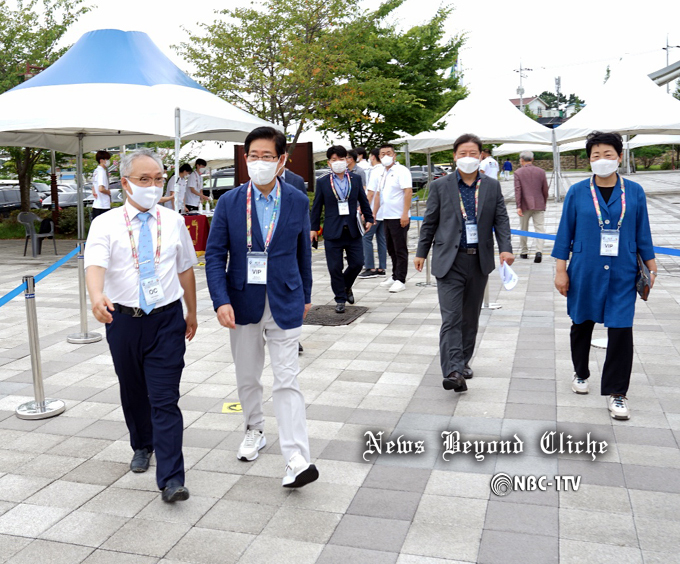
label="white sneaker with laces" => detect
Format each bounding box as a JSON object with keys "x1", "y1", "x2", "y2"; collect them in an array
[
  {"x1": 608, "y1": 395, "x2": 630, "y2": 420},
  {"x1": 389, "y1": 280, "x2": 406, "y2": 293},
  {"x1": 571, "y1": 375, "x2": 589, "y2": 394},
  {"x1": 282, "y1": 452, "x2": 319, "y2": 488},
  {"x1": 380, "y1": 276, "x2": 395, "y2": 287},
  {"x1": 237, "y1": 429, "x2": 266, "y2": 461}
]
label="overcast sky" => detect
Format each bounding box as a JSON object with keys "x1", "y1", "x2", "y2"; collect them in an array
[{"x1": 59, "y1": 0, "x2": 680, "y2": 104}]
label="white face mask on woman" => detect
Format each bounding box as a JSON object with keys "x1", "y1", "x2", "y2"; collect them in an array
[
  {"x1": 247, "y1": 160, "x2": 282, "y2": 186},
  {"x1": 590, "y1": 158, "x2": 619, "y2": 178},
  {"x1": 456, "y1": 157, "x2": 480, "y2": 174},
  {"x1": 127, "y1": 180, "x2": 163, "y2": 210}
]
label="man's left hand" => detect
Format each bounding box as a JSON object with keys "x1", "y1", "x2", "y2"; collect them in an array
[
  {"x1": 364, "y1": 222, "x2": 373, "y2": 231},
  {"x1": 304, "y1": 303, "x2": 312, "y2": 319},
  {"x1": 400, "y1": 214, "x2": 410, "y2": 228},
  {"x1": 185, "y1": 313, "x2": 198, "y2": 341},
  {"x1": 500, "y1": 252, "x2": 515, "y2": 266}
]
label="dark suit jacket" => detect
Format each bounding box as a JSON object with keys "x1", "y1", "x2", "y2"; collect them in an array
[
  {"x1": 310, "y1": 172, "x2": 374, "y2": 240},
  {"x1": 205, "y1": 180, "x2": 312, "y2": 330},
  {"x1": 281, "y1": 169, "x2": 307, "y2": 195},
  {"x1": 416, "y1": 173, "x2": 512, "y2": 277}
]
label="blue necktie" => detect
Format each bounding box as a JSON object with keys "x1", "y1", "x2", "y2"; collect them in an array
[{"x1": 137, "y1": 212, "x2": 155, "y2": 314}]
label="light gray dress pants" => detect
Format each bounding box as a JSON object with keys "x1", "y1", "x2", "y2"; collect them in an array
[{"x1": 229, "y1": 295, "x2": 311, "y2": 464}]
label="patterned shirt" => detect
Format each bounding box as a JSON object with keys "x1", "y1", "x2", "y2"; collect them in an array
[{"x1": 456, "y1": 170, "x2": 479, "y2": 249}]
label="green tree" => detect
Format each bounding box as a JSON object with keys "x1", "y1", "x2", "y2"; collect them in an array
[
  {"x1": 0, "y1": 0, "x2": 90, "y2": 211},
  {"x1": 523, "y1": 105, "x2": 539, "y2": 121},
  {"x1": 635, "y1": 145, "x2": 666, "y2": 169},
  {"x1": 603, "y1": 65, "x2": 610, "y2": 84},
  {"x1": 673, "y1": 79, "x2": 680, "y2": 101},
  {"x1": 316, "y1": 3, "x2": 466, "y2": 147}
]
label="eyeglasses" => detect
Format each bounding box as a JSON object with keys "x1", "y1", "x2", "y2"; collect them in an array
[
  {"x1": 125, "y1": 176, "x2": 165, "y2": 187},
  {"x1": 246, "y1": 154, "x2": 279, "y2": 162}
]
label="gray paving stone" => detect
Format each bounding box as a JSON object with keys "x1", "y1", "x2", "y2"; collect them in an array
[
  {"x1": 0, "y1": 473, "x2": 51, "y2": 502},
  {"x1": 101, "y1": 518, "x2": 191, "y2": 558},
  {"x1": 558, "y1": 460, "x2": 626, "y2": 488},
  {"x1": 46, "y1": 436, "x2": 112, "y2": 459},
  {"x1": 81, "y1": 549, "x2": 157, "y2": 564},
  {"x1": 415, "y1": 494, "x2": 488, "y2": 529},
  {"x1": 14, "y1": 453, "x2": 86, "y2": 480},
  {"x1": 477, "y1": 530, "x2": 558, "y2": 564},
  {"x1": 401, "y1": 522, "x2": 482, "y2": 562},
  {"x1": 238, "y1": 536, "x2": 323, "y2": 564},
  {"x1": 347, "y1": 487, "x2": 421, "y2": 521},
  {"x1": 622, "y1": 465, "x2": 680, "y2": 493},
  {"x1": 635, "y1": 517, "x2": 680, "y2": 553},
  {"x1": 330, "y1": 514, "x2": 410, "y2": 552},
  {"x1": 629, "y1": 489, "x2": 680, "y2": 521},
  {"x1": 222, "y1": 475, "x2": 292, "y2": 506},
  {"x1": 197, "y1": 499, "x2": 277, "y2": 534},
  {"x1": 40, "y1": 510, "x2": 127, "y2": 547},
  {"x1": 319, "y1": 439, "x2": 367, "y2": 463},
  {"x1": 76, "y1": 420, "x2": 129, "y2": 441},
  {"x1": 136, "y1": 494, "x2": 218, "y2": 525},
  {"x1": 317, "y1": 544, "x2": 398, "y2": 564},
  {"x1": 165, "y1": 527, "x2": 253, "y2": 564},
  {"x1": 62, "y1": 460, "x2": 130, "y2": 486},
  {"x1": 559, "y1": 539, "x2": 643, "y2": 564},
  {"x1": 504, "y1": 403, "x2": 556, "y2": 420},
  {"x1": 0, "y1": 504, "x2": 69, "y2": 537},
  {"x1": 262, "y1": 506, "x2": 342, "y2": 544},
  {"x1": 25, "y1": 480, "x2": 104, "y2": 509},
  {"x1": 6, "y1": 539, "x2": 93, "y2": 564},
  {"x1": 560, "y1": 508, "x2": 638, "y2": 547},
  {"x1": 484, "y1": 500, "x2": 557, "y2": 536},
  {"x1": 81, "y1": 487, "x2": 156, "y2": 518},
  {"x1": 0, "y1": 534, "x2": 32, "y2": 562},
  {"x1": 283, "y1": 482, "x2": 359, "y2": 514}
]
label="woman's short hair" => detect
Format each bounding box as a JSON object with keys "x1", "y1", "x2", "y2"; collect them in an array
[{"x1": 586, "y1": 131, "x2": 623, "y2": 157}]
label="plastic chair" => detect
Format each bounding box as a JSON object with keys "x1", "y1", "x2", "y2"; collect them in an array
[{"x1": 17, "y1": 212, "x2": 57, "y2": 258}]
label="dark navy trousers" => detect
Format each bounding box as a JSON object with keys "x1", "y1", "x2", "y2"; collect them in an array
[
  {"x1": 324, "y1": 228, "x2": 364, "y2": 303},
  {"x1": 106, "y1": 301, "x2": 186, "y2": 489}
]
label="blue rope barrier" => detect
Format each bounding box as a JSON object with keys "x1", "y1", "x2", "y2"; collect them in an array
[
  {"x1": 0, "y1": 245, "x2": 81, "y2": 308},
  {"x1": 409, "y1": 219, "x2": 680, "y2": 258}
]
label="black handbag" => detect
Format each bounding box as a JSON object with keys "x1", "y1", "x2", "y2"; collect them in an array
[{"x1": 636, "y1": 253, "x2": 651, "y2": 301}]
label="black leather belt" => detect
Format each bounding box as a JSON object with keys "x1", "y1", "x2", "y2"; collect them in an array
[
  {"x1": 114, "y1": 300, "x2": 179, "y2": 318},
  {"x1": 458, "y1": 248, "x2": 477, "y2": 255}
]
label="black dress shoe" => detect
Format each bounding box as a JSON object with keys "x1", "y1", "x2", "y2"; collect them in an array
[
  {"x1": 463, "y1": 365, "x2": 474, "y2": 379},
  {"x1": 130, "y1": 449, "x2": 152, "y2": 473},
  {"x1": 520, "y1": 253, "x2": 528, "y2": 259},
  {"x1": 335, "y1": 303, "x2": 345, "y2": 314},
  {"x1": 442, "y1": 371, "x2": 467, "y2": 392},
  {"x1": 345, "y1": 287, "x2": 355, "y2": 304},
  {"x1": 298, "y1": 342, "x2": 304, "y2": 354},
  {"x1": 534, "y1": 252, "x2": 542, "y2": 263},
  {"x1": 161, "y1": 480, "x2": 190, "y2": 503}
]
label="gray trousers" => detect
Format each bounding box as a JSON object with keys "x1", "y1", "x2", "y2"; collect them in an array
[
  {"x1": 436, "y1": 252, "x2": 488, "y2": 377},
  {"x1": 229, "y1": 295, "x2": 310, "y2": 464}
]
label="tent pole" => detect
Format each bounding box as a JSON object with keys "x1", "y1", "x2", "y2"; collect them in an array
[
  {"x1": 68, "y1": 133, "x2": 102, "y2": 345},
  {"x1": 624, "y1": 135, "x2": 631, "y2": 174},
  {"x1": 551, "y1": 129, "x2": 561, "y2": 202},
  {"x1": 174, "y1": 108, "x2": 181, "y2": 212},
  {"x1": 425, "y1": 151, "x2": 433, "y2": 200},
  {"x1": 404, "y1": 143, "x2": 411, "y2": 169}
]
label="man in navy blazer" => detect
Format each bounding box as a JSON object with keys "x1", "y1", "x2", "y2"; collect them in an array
[
  {"x1": 205, "y1": 126, "x2": 318, "y2": 489},
  {"x1": 280, "y1": 168, "x2": 307, "y2": 195},
  {"x1": 311, "y1": 146, "x2": 374, "y2": 313}
]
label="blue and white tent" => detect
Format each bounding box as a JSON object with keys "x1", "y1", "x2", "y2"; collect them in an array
[{"x1": 0, "y1": 29, "x2": 277, "y2": 154}]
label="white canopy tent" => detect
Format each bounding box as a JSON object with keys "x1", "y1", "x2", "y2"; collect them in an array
[
  {"x1": 180, "y1": 140, "x2": 235, "y2": 169},
  {"x1": 493, "y1": 140, "x2": 585, "y2": 157},
  {"x1": 626, "y1": 134, "x2": 680, "y2": 149}
]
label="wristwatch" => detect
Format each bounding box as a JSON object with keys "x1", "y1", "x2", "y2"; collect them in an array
[{"x1": 649, "y1": 271, "x2": 657, "y2": 276}]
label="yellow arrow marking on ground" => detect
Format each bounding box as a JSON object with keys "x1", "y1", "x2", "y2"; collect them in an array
[{"x1": 222, "y1": 402, "x2": 242, "y2": 413}]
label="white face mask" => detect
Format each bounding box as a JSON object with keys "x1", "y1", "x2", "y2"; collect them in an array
[
  {"x1": 126, "y1": 180, "x2": 163, "y2": 210},
  {"x1": 381, "y1": 155, "x2": 394, "y2": 167},
  {"x1": 331, "y1": 160, "x2": 348, "y2": 174},
  {"x1": 590, "y1": 158, "x2": 619, "y2": 178},
  {"x1": 104, "y1": 160, "x2": 110, "y2": 167},
  {"x1": 247, "y1": 159, "x2": 282, "y2": 186},
  {"x1": 456, "y1": 157, "x2": 480, "y2": 174}
]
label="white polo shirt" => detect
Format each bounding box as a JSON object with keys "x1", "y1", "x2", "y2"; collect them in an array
[
  {"x1": 373, "y1": 162, "x2": 412, "y2": 220},
  {"x1": 92, "y1": 165, "x2": 110, "y2": 209},
  {"x1": 480, "y1": 157, "x2": 499, "y2": 180},
  {"x1": 185, "y1": 170, "x2": 202, "y2": 206},
  {"x1": 84, "y1": 200, "x2": 197, "y2": 307}
]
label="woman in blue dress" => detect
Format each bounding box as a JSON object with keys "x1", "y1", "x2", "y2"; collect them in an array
[{"x1": 552, "y1": 131, "x2": 657, "y2": 420}]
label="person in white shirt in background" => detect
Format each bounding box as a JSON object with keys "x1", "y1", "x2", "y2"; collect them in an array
[
  {"x1": 185, "y1": 158, "x2": 210, "y2": 211},
  {"x1": 359, "y1": 148, "x2": 387, "y2": 279},
  {"x1": 370, "y1": 144, "x2": 413, "y2": 292},
  {"x1": 161, "y1": 163, "x2": 192, "y2": 212},
  {"x1": 480, "y1": 149, "x2": 500, "y2": 180},
  {"x1": 355, "y1": 146, "x2": 371, "y2": 172},
  {"x1": 84, "y1": 148, "x2": 198, "y2": 504},
  {"x1": 91, "y1": 150, "x2": 112, "y2": 220}
]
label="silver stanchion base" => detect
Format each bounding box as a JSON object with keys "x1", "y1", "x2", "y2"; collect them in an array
[
  {"x1": 16, "y1": 398, "x2": 66, "y2": 420},
  {"x1": 591, "y1": 338, "x2": 608, "y2": 349},
  {"x1": 416, "y1": 281, "x2": 436, "y2": 287},
  {"x1": 67, "y1": 332, "x2": 102, "y2": 344},
  {"x1": 482, "y1": 303, "x2": 502, "y2": 309}
]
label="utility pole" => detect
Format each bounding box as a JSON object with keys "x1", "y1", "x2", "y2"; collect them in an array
[
  {"x1": 662, "y1": 35, "x2": 680, "y2": 94},
  {"x1": 514, "y1": 62, "x2": 533, "y2": 112}
]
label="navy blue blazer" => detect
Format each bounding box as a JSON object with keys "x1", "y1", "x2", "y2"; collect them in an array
[
  {"x1": 281, "y1": 169, "x2": 307, "y2": 195},
  {"x1": 310, "y1": 172, "x2": 374, "y2": 240},
  {"x1": 205, "y1": 180, "x2": 312, "y2": 330}
]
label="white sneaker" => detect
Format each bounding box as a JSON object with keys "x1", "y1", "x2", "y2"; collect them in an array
[
  {"x1": 282, "y1": 452, "x2": 319, "y2": 488},
  {"x1": 571, "y1": 375, "x2": 589, "y2": 394},
  {"x1": 237, "y1": 429, "x2": 266, "y2": 461},
  {"x1": 389, "y1": 280, "x2": 406, "y2": 293},
  {"x1": 380, "y1": 276, "x2": 395, "y2": 287},
  {"x1": 608, "y1": 395, "x2": 631, "y2": 420}
]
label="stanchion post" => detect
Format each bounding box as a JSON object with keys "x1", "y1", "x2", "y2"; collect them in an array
[
  {"x1": 481, "y1": 281, "x2": 502, "y2": 310},
  {"x1": 16, "y1": 276, "x2": 66, "y2": 420},
  {"x1": 67, "y1": 243, "x2": 102, "y2": 344}
]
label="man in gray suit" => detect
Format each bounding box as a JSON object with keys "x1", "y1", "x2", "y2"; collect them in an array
[{"x1": 414, "y1": 133, "x2": 514, "y2": 392}]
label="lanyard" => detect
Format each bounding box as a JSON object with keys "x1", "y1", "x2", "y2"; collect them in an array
[
  {"x1": 590, "y1": 175, "x2": 625, "y2": 231},
  {"x1": 458, "y1": 177, "x2": 482, "y2": 221},
  {"x1": 123, "y1": 207, "x2": 161, "y2": 271},
  {"x1": 247, "y1": 180, "x2": 280, "y2": 252},
  {"x1": 329, "y1": 171, "x2": 350, "y2": 201}
]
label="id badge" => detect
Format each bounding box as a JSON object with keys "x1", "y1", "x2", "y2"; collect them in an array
[
  {"x1": 600, "y1": 230, "x2": 619, "y2": 257},
  {"x1": 465, "y1": 221, "x2": 479, "y2": 244},
  {"x1": 141, "y1": 276, "x2": 165, "y2": 305},
  {"x1": 338, "y1": 201, "x2": 350, "y2": 216},
  {"x1": 247, "y1": 252, "x2": 268, "y2": 285}
]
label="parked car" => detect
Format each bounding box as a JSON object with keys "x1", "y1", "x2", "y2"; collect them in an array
[
  {"x1": 31, "y1": 181, "x2": 51, "y2": 200},
  {"x1": 410, "y1": 171, "x2": 430, "y2": 189},
  {"x1": 409, "y1": 165, "x2": 448, "y2": 180},
  {"x1": 42, "y1": 184, "x2": 121, "y2": 209},
  {"x1": 0, "y1": 185, "x2": 42, "y2": 217},
  {"x1": 206, "y1": 168, "x2": 235, "y2": 200}
]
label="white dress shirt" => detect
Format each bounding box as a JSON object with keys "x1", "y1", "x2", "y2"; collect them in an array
[
  {"x1": 92, "y1": 166, "x2": 110, "y2": 209},
  {"x1": 185, "y1": 170, "x2": 202, "y2": 206},
  {"x1": 85, "y1": 200, "x2": 198, "y2": 307}
]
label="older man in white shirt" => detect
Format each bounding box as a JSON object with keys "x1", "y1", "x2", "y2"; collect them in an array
[{"x1": 84, "y1": 148, "x2": 198, "y2": 503}]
